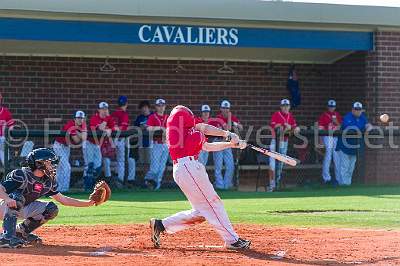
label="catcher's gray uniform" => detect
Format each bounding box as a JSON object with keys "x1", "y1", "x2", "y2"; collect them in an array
[{"x1": 0, "y1": 167, "x2": 59, "y2": 226}]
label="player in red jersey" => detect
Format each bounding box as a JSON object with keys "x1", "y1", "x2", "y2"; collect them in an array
[
  {"x1": 111, "y1": 96, "x2": 135, "y2": 185},
  {"x1": 84, "y1": 102, "x2": 116, "y2": 190},
  {"x1": 195, "y1": 104, "x2": 212, "y2": 166},
  {"x1": 0, "y1": 93, "x2": 15, "y2": 166},
  {"x1": 149, "y1": 105, "x2": 251, "y2": 250},
  {"x1": 318, "y1": 99, "x2": 342, "y2": 185},
  {"x1": 268, "y1": 99, "x2": 300, "y2": 191},
  {"x1": 213, "y1": 100, "x2": 243, "y2": 190},
  {"x1": 144, "y1": 98, "x2": 169, "y2": 190},
  {"x1": 53, "y1": 111, "x2": 87, "y2": 192}
]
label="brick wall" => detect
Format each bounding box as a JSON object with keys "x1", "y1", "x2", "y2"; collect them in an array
[
  {"x1": 364, "y1": 31, "x2": 400, "y2": 184},
  {"x1": 0, "y1": 53, "x2": 365, "y2": 134}
]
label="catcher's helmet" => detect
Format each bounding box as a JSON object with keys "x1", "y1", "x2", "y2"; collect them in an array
[{"x1": 26, "y1": 148, "x2": 59, "y2": 180}]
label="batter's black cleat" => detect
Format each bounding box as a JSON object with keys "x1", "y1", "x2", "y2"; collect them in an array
[
  {"x1": 150, "y1": 218, "x2": 165, "y2": 248},
  {"x1": 16, "y1": 232, "x2": 42, "y2": 245},
  {"x1": 226, "y1": 238, "x2": 251, "y2": 250},
  {"x1": 0, "y1": 236, "x2": 25, "y2": 248}
]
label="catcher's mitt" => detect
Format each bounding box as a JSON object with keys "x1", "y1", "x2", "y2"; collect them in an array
[{"x1": 89, "y1": 181, "x2": 111, "y2": 206}]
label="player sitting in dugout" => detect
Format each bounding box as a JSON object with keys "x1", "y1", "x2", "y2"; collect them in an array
[{"x1": 0, "y1": 148, "x2": 98, "y2": 248}]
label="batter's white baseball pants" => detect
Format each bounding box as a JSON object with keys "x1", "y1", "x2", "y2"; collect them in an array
[
  {"x1": 162, "y1": 156, "x2": 239, "y2": 245},
  {"x1": 322, "y1": 136, "x2": 340, "y2": 183}
]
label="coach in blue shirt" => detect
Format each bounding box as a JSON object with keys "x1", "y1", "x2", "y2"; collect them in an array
[{"x1": 336, "y1": 102, "x2": 372, "y2": 186}]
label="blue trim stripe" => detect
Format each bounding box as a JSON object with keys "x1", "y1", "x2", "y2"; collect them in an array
[{"x1": 0, "y1": 18, "x2": 373, "y2": 51}]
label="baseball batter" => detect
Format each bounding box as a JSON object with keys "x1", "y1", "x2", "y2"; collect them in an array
[
  {"x1": 0, "y1": 148, "x2": 96, "y2": 248},
  {"x1": 150, "y1": 105, "x2": 251, "y2": 249}
]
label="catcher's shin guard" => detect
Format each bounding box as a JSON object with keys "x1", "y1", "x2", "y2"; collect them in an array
[
  {"x1": 3, "y1": 192, "x2": 25, "y2": 239},
  {"x1": 3, "y1": 211, "x2": 18, "y2": 240},
  {"x1": 16, "y1": 202, "x2": 58, "y2": 243}
]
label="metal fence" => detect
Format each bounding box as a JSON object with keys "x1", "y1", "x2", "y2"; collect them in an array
[{"x1": 1, "y1": 128, "x2": 375, "y2": 192}]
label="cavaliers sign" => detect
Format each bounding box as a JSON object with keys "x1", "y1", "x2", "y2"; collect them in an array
[
  {"x1": 138, "y1": 25, "x2": 239, "y2": 46},
  {"x1": 0, "y1": 18, "x2": 374, "y2": 50}
]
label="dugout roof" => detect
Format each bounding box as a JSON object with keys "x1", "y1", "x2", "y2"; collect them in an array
[{"x1": 0, "y1": 0, "x2": 399, "y2": 63}]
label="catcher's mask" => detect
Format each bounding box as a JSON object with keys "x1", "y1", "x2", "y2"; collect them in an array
[{"x1": 26, "y1": 148, "x2": 59, "y2": 180}]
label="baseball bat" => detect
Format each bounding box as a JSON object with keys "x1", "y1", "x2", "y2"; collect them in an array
[{"x1": 247, "y1": 144, "x2": 299, "y2": 167}]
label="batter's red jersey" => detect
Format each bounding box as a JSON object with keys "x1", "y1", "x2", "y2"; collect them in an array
[
  {"x1": 0, "y1": 107, "x2": 14, "y2": 137},
  {"x1": 88, "y1": 112, "x2": 116, "y2": 144},
  {"x1": 111, "y1": 107, "x2": 130, "y2": 131},
  {"x1": 318, "y1": 111, "x2": 342, "y2": 130},
  {"x1": 270, "y1": 111, "x2": 297, "y2": 139},
  {"x1": 184, "y1": 128, "x2": 206, "y2": 158},
  {"x1": 55, "y1": 120, "x2": 87, "y2": 145},
  {"x1": 147, "y1": 113, "x2": 168, "y2": 144},
  {"x1": 194, "y1": 116, "x2": 204, "y2": 124},
  {"x1": 167, "y1": 106, "x2": 205, "y2": 160}
]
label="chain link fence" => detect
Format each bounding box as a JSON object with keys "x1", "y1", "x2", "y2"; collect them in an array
[{"x1": 1, "y1": 128, "x2": 377, "y2": 192}]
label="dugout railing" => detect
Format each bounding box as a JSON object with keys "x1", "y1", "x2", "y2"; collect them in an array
[{"x1": 0, "y1": 127, "x2": 388, "y2": 191}]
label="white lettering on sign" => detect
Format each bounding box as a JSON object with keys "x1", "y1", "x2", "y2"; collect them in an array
[{"x1": 138, "y1": 25, "x2": 239, "y2": 46}]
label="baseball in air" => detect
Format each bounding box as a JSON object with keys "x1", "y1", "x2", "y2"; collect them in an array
[{"x1": 379, "y1": 114, "x2": 389, "y2": 123}]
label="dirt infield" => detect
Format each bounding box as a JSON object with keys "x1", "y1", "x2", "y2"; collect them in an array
[{"x1": 1, "y1": 224, "x2": 399, "y2": 266}]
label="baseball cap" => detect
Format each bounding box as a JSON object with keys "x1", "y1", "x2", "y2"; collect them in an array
[
  {"x1": 328, "y1": 99, "x2": 336, "y2": 107},
  {"x1": 201, "y1": 104, "x2": 211, "y2": 112},
  {"x1": 98, "y1": 102, "x2": 109, "y2": 109},
  {"x1": 155, "y1": 98, "x2": 166, "y2": 105},
  {"x1": 280, "y1": 99, "x2": 290, "y2": 106},
  {"x1": 353, "y1": 102, "x2": 363, "y2": 110},
  {"x1": 118, "y1": 95, "x2": 128, "y2": 106},
  {"x1": 75, "y1": 110, "x2": 85, "y2": 118},
  {"x1": 220, "y1": 100, "x2": 231, "y2": 108}
]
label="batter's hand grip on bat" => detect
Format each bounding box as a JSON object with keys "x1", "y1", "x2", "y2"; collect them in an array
[{"x1": 247, "y1": 144, "x2": 299, "y2": 167}]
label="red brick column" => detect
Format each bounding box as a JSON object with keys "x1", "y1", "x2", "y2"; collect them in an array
[{"x1": 365, "y1": 31, "x2": 400, "y2": 184}]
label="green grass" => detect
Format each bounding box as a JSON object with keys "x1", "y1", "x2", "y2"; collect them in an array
[{"x1": 49, "y1": 185, "x2": 400, "y2": 229}]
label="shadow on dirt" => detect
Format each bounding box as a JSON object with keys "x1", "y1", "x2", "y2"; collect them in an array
[
  {"x1": 240, "y1": 249, "x2": 400, "y2": 265},
  {"x1": 0, "y1": 244, "x2": 138, "y2": 258}
]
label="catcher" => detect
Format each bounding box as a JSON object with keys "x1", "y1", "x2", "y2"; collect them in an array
[{"x1": 0, "y1": 148, "x2": 110, "y2": 248}]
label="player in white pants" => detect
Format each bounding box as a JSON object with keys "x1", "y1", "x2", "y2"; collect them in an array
[
  {"x1": 0, "y1": 137, "x2": 6, "y2": 167},
  {"x1": 318, "y1": 100, "x2": 342, "y2": 184},
  {"x1": 53, "y1": 111, "x2": 87, "y2": 192},
  {"x1": 103, "y1": 138, "x2": 136, "y2": 182},
  {"x1": 150, "y1": 105, "x2": 250, "y2": 249},
  {"x1": 195, "y1": 104, "x2": 213, "y2": 166},
  {"x1": 144, "y1": 99, "x2": 169, "y2": 190},
  {"x1": 0, "y1": 94, "x2": 15, "y2": 166},
  {"x1": 110, "y1": 96, "x2": 136, "y2": 184},
  {"x1": 335, "y1": 102, "x2": 372, "y2": 186}
]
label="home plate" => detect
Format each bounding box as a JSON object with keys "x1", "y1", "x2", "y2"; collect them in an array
[
  {"x1": 89, "y1": 246, "x2": 113, "y2": 256},
  {"x1": 186, "y1": 245, "x2": 224, "y2": 249}
]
